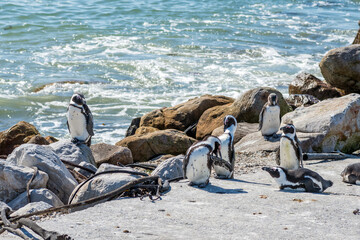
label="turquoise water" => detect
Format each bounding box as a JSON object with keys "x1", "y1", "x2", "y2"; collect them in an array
[{"x1": 0, "y1": 0, "x2": 359, "y2": 144}]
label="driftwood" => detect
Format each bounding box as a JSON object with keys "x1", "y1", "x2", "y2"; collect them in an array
[
  {"x1": 26, "y1": 167, "x2": 38, "y2": 204},
  {"x1": 303, "y1": 152, "x2": 358, "y2": 161},
  {"x1": 60, "y1": 159, "x2": 96, "y2": 174},
  {"x1": 126, "y1": 163, "x2": 158, "y2": 171},
  {"x1": 1, "y1": 175, "x2": 159, "y2": 225}
]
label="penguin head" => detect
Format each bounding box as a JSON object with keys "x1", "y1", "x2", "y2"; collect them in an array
[
  {"x1": 71, "y1": 93, "x2": 86, "y2": 106},
  {"x1": 262, "y1": 166, "x2": 287, "y2": 181},
  {"x1": 204, "y1": 136, "x2": 222, "y2": 158},
  {"x1": 223, "y1": 115, "x2": 237, "y2": 133},
  {"x1": 268, "y1": 93, "x2": 278, "y2": 106},
  {"x1": 280, "y1": 124, "x2": 296, "y2": 138}
]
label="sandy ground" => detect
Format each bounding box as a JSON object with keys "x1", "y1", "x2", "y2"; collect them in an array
[{"x1": 2, "y1": 158, "x2": 360, "y2": 240}]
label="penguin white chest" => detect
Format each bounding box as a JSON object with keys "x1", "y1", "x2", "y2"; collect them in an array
[
  {"x1": 261, "y1": 106, "x2": 280, "y2": 136},
  {"x1": 280, "y1": 138, "x2": 299, "y2": 170},
  {"x1": 66, "y1": 107, "x2": 89, "y2": 141},
  {"x1": 186, "y1": 148, "x2": 211, "y2": 185},
  {"x1": 214, "y1": 134, "x2": 232, "y2": 177}
]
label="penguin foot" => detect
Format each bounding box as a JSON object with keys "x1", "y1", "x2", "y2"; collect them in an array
[
  {"x1": 198, "y1": 180, "x2": 209, "y2": 188},
  {"x1": 71, "y1": 138, "x2": 80, "y2": 144},
  {"x1": 188, "y1": 182, "x2": 195, "y2": 186},
  {"x1": 214, "y1": 175, "x2": 228, "y2": 179}
]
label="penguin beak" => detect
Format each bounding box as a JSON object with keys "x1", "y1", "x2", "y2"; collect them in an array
[
  {"x1": 280, "y1": 126, "x2": 285, "y2": 131},
  {"x1": 262, "y1": 167, "x2": 271, "y2": 173},
  {"x1": 272, "y1": 101, "x2": 276, "y2": 106}
]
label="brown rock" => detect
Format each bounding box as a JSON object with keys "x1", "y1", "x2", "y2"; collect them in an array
[
  {"x1": 320, "y1": 45, "x2": 360, "y2": 93},
  {"x1": 196, "y1": 87, "x2": 292, "y2": 139},
  {"x1": 212, "y1": 122, "x2": 258, "y2": 144},
  {"x1": 116, "y1": 129, "x2": 196, "y2": 162},
  {"x1": 135, "y1": 126, "x2": 159, "y2": 135},
  {"x1": 139, "y1": 95, "x2": 234, "y2": 131},
  {"x1": 0, "y1": 121, "x2": 39, "y2": 156},
  {"x1": 352, "y1": 21, "x2": 360, "y2": 44},
  {"x1": 26, "y1": 135, "x2": 50, "y2": 145},
  {"x1": 90, "y1": 143, "x2": 133, "y2": 167},
  {"x1": 289, "y1": 73, "x2": 343, "y2": 100}
]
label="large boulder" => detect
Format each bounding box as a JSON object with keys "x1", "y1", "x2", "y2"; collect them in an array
[
  {"x1": 289, "y1": 73, "x2": 343, "y2": 100},
  {"x1": 50, "y1": 140, "x2": 96, "y2": 166},
  {"x1": 151, "y1": 155, "x2": 184, "y2": 181},
  {"x1": 0, "y1": 160, "x2": 48, "y2": 203},
  {"x1": 196, "y1": 87, "x2": 292, "y2": 139},
  {"x1": 139, "y1": 95, "x2": 234, "y2": 131},
  {"x1": 320, "y1": 45, "x2": 360, "y2": 93},
  {"x1": 0, "y1": 121, "x2": 39, "y2": 157},
  {"x1": 7, "y1": 144, "x2": 78, "y2": 203},
  {"x1": 212, "y1": 122, "x2": 259, "y2": 145},
  {"x1": 282, "y1": 93, "x2": 360, "y2": 153},
  {"x1": 90, "y1": 143, "x2": 133, "y2": 167},
  {"x1": 69, "y1": 165, "x2": 142, "y2": 206},
  {"x1": 116, "y1": 129, "x2": 196, "y2": 162},
  {"x1": 7, "y1": 188, "x2": 64, "y2": 210}
]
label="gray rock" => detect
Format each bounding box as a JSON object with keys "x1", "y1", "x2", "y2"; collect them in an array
[
  {"x1": 10, "y1": 201, "x2": 53, "y2": 218},
  {"x1": 320, "y1": 45, "x2": 360, "y2": 93},
  {"x1": 282, "y1": 93, "x2": 360, "y2": 153},
  {"x1": 151, "y1": 155, "x2": 184, "y2": 180},
  {"x1": 69, "y1": 166, "x2": 141, "y2": 205},
  {"x1": 7, "y1": 188, "x2": 64, "y2": 211},
  {"x1": 7, "y1": 144, "x2": 78, "y2": 204},
  {"x1": 74, "y1": 161, "x2": 97, "y2": 178},
  {"x1": 0, "y1": 159, "x2": 48, "y2": 203},
  {"x1": 90, "y1": 143, "x2": 133, "y2": 167},
  {"x1": 51, "y1": 139, "x2": 96, "y2": 166}
]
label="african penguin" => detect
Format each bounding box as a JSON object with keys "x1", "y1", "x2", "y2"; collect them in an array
[
  {"x1": 341, "y1": 163, "x2": 360, "y2": 185},
  {"x1": 183, "y1": 136, "x2": 222, "y2": 188},
  {"x1": 66, "y1": 93, "x2": 94, "y2": 147},
  {"x1": 262, "y1": 166, "x2": 333, "y2": 193},
  {"x1": 277, "y1": 124, "x2": 303, "y2": 170},
  {"x1": 259, "y1": 93, "x2": 280, "y2": 139},
  {"x1": 213, "y1": 115, "x2": 237, "y2": 179}
]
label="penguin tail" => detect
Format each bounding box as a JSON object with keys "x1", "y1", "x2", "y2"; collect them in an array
[{"x1": 324, "y1": 180, "x2": 333, "y2": 190}]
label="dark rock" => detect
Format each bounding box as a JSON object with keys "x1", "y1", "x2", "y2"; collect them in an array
[
  {"x1": 320, "y1": 45, "x2": 360, "y2": 93},
  {"x1": 286, "y1": 94, "x2": 320, "y2": 110},
  {"x1": 0, "y1": 121, "x2": 39, "y2": 156},
  {"x1": 125, "y1": 117, "x2": 141, "y2": 137},
  {"x1": 289, "y1": 73, "x2": 343, "y2": 100}
]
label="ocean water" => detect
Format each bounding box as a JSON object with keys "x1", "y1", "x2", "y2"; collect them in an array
[{"x1": 0, "y1": 0, "x2": 359, "y2": 144}]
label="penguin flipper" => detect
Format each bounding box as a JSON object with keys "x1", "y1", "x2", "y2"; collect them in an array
[
  {"x1": 66, "y1": 120, "x2": 70, "y2": 134},
  {"x1": 301, "y1": 178, "x2": 321, "y2": 193},
  {"x1": 258, "y1": 105, "x2": 266, "y2": 131},
  {"x1": 294, "y1": 135, "x2": 303, "y2": 167},
  {"x1": 183, "y1": 155, "x2": 189, "y2": 179},
  {"x1": 83, "y1": 104, "x2": 95, "y2": 136}
]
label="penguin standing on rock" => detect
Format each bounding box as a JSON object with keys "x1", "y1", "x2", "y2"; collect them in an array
[
  {"x1": 213, "y1": 115, "x2": 237, "y2": 179},
  {"x1": 183, "y1": 136, "x2": 222, "y2": 188},
  {"x1": 341, "y1": 163, "x2": 360, "y2": 185},
  {"x1": 66, "y1": 93, "x2": 94, "y2": 147},
  {"x1": 277, "y1": 124, "x2": 303, "y2": 170},
  {"x1": 259, "y1": 93, "x2": 281, "y2": 140},
  {"x1": 262, "y1": 166, "x2": 333, "y2": 193}
]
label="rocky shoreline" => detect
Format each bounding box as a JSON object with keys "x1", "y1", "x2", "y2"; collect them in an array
[{"x1": 1, "y1": 39, "x2": 360, "y2": 238}]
